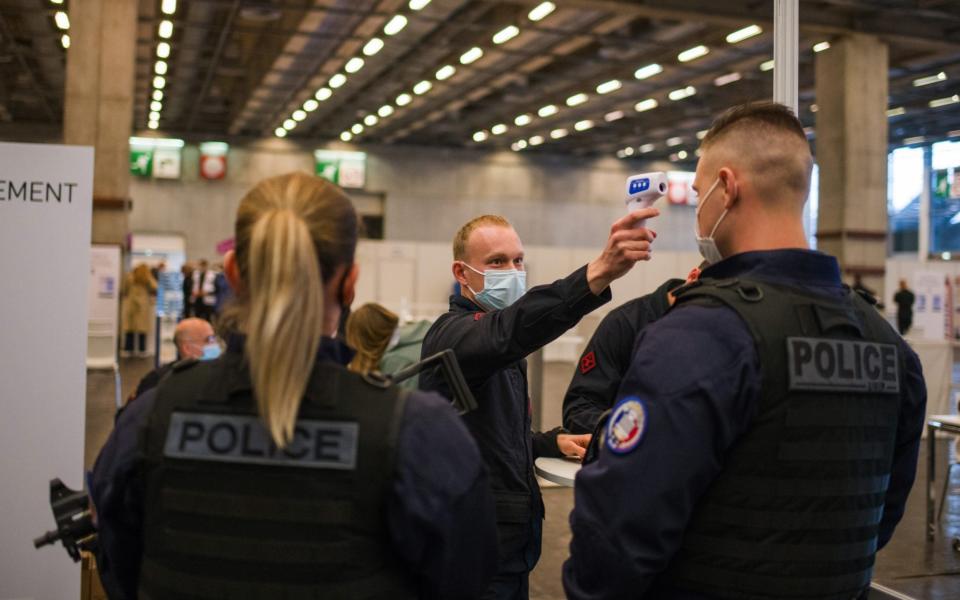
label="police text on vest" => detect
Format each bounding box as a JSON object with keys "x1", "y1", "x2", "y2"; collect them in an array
[
  {"x1": 787, "y1": 337, "x2": 900, "y2": 394},
  {"x1": 163, "y1": 412, "x2": 358, "y2": 469}
]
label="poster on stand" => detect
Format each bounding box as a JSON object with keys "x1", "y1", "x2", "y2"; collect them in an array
[
  {"x1": 88, "y1": 245, "x2": 121, "y2": 364},
  {"x1": 913, "y1": 271, "x2": 947, "y2": 340},
  {"x1": 0, "y1": 142, "x2": 92, "y2": 597}
]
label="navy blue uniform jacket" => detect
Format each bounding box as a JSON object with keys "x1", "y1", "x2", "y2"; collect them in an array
[
  {"x1": 420, "y1": 265, "x2": 610, "y2": 574},
  {"x1": 91, "y1": 337, "x2": 498, "y2": 600},
  {"x1": 562, "y1": 278, "x2": 683, "y2": 434},
  {"x1": 563, "y1": 250, "x2": 927, "y2": 599}
]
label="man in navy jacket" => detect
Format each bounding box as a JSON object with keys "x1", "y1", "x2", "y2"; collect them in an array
[{"x1": 421, "y1": 209, "x2": 659, "y2": 600}]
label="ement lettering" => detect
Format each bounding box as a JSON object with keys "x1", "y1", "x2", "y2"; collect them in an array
[{"x1": 0, "y1": 180, "x2": 78, "y2": 204}]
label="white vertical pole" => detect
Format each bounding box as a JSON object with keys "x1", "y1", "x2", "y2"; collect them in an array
[
  {"x1": 920, "y1": 145, "x2": 932, "y2": 262},
  {"x1": 773, "y1": 0, "x2": 799, "y2": 113}
]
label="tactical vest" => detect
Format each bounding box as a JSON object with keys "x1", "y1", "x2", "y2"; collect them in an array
[
  {"x1": 137, "y1": 352, "x2": 417, "y2": 600},
  {"x1": 666, "y1": 277, "x2": 905, "y2": 600}
]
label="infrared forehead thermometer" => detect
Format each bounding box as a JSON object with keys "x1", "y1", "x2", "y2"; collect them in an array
[{"x1": 625, "y1": 172, "x2": 667, "y2": 227}]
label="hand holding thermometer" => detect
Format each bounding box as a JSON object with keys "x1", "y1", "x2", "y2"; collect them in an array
[{"x1": 625, "y1": 172, "x2": 667, "y2": 228}]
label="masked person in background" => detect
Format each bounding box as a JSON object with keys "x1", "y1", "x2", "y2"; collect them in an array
[
  {"x1": 130, "y1": 318, "x2": 220, "y2": 402},
  {"x1": 420, "y1": 209, "x2": 659, "y2": 600},
  {"x1": 345, "y1": 303, "x2": 432, "y2": 391}
]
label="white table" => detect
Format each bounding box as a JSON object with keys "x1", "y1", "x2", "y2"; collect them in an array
[
  {"x1": 535, "y1": 457, "x2": 582, "y2": 487},
  {"x1": 909, "y1": 339, "x2": 960, "y2": 421},
  {"x1": 926, "y1": 414, "x2": 960, "y2": 540}
]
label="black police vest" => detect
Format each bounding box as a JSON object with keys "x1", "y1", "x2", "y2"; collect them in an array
[
  {"x1": 666, "y1": 278, "x2": 904, "y2": 600},
  {"x1": 137, "y1": 352, "x2": 417, "y2": 600}
]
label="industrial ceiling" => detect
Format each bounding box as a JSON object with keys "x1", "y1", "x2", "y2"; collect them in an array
[{"x1": 2, "y1": 0, "x2": 960, "y2": 166}]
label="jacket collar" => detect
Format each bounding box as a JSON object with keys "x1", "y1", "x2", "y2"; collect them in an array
[{"x1": 449, "y1": 293, "x2": 483, "y2": 313}]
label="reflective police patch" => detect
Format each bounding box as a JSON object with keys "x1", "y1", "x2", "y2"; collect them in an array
[
  {"x1": 606, "y1": 397, "x2": 647, "y2": 455},
  {"x1": 787, "y1": 337, "x2": 900, "y2": 394},
  {"x1": 164, "y1": 412, "x2": 358, "y2": 470}
]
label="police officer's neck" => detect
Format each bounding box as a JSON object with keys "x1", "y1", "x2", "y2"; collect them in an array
[{"x1": 722, "y1": 209, "x2": 808, "y2": 257}]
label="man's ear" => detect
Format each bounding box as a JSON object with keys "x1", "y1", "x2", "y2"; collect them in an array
[
  {"x1": 718, "y1": 166, "x2": 740, "y2": 209},
  {"x1": 224, "y1": 251, "x2": 242, "y2": 293},
  {"x1": 452, "y1": 261, "x2": 469, "y2": 287}
]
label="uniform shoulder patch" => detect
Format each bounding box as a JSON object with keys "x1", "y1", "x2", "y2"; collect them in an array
[
  {"x1": 606, "y1": 397, "x2": 647, "y2": 455},
  {"x1": 580, "y1": 351, "x2": 597, "y2": 374}
]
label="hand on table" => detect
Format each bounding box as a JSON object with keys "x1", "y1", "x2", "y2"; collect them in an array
[{"x1": 557, "y1": 433, "x2": 591, "y2": 459}]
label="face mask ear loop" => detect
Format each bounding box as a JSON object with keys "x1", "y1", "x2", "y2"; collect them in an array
[
  {"x1": 458, "y1": 262, "x2": 484, "y2": 308},
  {"x1": 709, "y1": 207, "x2": 730, "y2": 239}
]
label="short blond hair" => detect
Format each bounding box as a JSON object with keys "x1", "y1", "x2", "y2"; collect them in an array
[{"x1": 453, "y1": 215, "x2": 512, "y2": 261}]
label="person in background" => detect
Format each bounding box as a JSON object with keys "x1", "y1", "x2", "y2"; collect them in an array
[
  {"x1": 345, "y1": 303, "x2": 433, "y2": 390},
  {"x1": 562, "y1": 265, "x2": 702, "y2": 435},
  {"x1": 213, "y1": 262, "x2": 232, "y2": 315},
  {"x1": 150, "y1": 261, "x2": 166, "y2": 283},
  {"x1": 421, "y1": 208, "x2": 658, "y2": 600},
  {"x1": 131, "y1": 318, "x2": 218, "y2": 400},
  {"x1": 121, "y1": 263, "x2": 157, "y2": 357},
  {"x1": 345, "y1": 303, "x2": 399, "y2": 375},
  {"x1": 192, "y1": 259, "x2": 217, "y2": 322},
  {"x1": 90, "y1": 172, "x2": 497, "y2": 599},
  {"x1": 382, "y1": 318, "x2": 433, "y2": 391},
  {"x1": 893, "y1": 278, "x2": 916, "y2": 336},
  {"x1": 181, "y1": 262, "x2": 194, "y2": 319}
]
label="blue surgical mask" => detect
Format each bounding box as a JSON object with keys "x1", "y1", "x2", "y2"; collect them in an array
[
  {"x1": 462, "y1": 263, "x2": 527, "y2": 311},
  {"x1": 200, "y1": 343, "x2": 221, "y2": 361}
]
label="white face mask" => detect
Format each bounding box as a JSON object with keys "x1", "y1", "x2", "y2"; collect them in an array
[{"x1": 694, "y1": 177, "x2": 729, "y2": 265}]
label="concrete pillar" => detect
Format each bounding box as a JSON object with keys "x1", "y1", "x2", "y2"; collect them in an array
[
  {"x1": 815, "y1": 35, "x2": 889, "y2": 300},
  {"x1": 63, "y1": 0, "x2": 137, "y2": 245}
]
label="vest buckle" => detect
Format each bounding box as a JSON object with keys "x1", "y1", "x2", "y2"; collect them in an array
[{"x1": 736, "y1": 284, "x2": 764, "y2": 303}]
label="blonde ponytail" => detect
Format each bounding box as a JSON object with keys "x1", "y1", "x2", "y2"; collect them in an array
[
  {"x1": 246, "y1": 210, "x2": 324, "y2": 446},
  {"x1": 233, "y1": 173, "x2": 358, "y2": 448}
]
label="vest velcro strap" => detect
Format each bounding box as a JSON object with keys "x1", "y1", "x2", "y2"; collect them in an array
[
  {"x1": 162, "y1": 489, "x2": 354, "y2": 525},
  {"x1": 673, "y1": 562, "x2": 872, "y2": 599},
  {"x1": 683, "y1": 533, "x2": 877, "y2": 562},
  {"x1": 697, "y1": 504, "x2": 885, "y2": 530},
  {"x1": 778, "y1": 441, "x2": 889, "y2": 462},
  {"x1": 713, "y1": 474, "x2": 890, "y2": 497},
  {"x1": 140, "y1": 557, "x2": 405, "y2": 600},
  {"x1": 164, "y1": 528, "x2": 380, "y2": 565}
]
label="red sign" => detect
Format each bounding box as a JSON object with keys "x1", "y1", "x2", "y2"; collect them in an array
[{"x1": 200, "y1": 154, "x2": 227, "y2": 180}]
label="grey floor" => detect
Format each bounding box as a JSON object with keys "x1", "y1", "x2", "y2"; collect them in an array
[{"x1": 86, "y1": 358, "x2": 960, "y2": 599}]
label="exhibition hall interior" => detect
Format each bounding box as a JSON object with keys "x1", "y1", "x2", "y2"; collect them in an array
[{"x1": 3, "y1": 0, "x2": 960, "y2": 599}]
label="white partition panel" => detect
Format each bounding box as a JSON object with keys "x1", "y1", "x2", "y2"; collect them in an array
[{"x1": 0, "y1": 142, "x2": 92, "y2": 599}]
